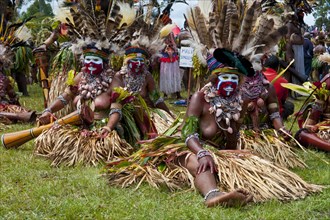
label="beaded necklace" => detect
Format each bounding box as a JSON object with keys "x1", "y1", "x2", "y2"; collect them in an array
[
  {"x1": 121, "y1": 66, "x2": 147, "y2": 93},
  {"x1": 203, "y1": 82, "x2": 243, "y2": 133},
  {"x1": 241, "y1": 72, "x2": 267, "y2": 100}
]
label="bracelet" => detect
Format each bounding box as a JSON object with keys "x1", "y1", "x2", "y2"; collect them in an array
[
  {"x1": 185, "y1": 133, "x2": 199, "y2": 145},
  {"x1": 154, "y1": 97, "x2": 164, "y2": 106},
  {"x1": 109, "y1": 108, "x2": 122, "y2": 120},
  {"x1": 196, "y1": 149, "x2": 211, "y2": 160},
  {"x1": 204, "y1": 189, "x2": 220, "y2": 201},
  {"x1": 57, "y1": 95, "x2": 68, "y2": 106},
  {"x1": 42, "y1": 108, "x2": 52, "y2": 114},
  {"x1": 101, "y1": 126, "x2": 111, "y2": 132},
  {"x1": 269, "y1": 111, "x2": 281, "y2": 120}
]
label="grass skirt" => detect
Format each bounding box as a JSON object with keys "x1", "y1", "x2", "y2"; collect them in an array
[
  {"x1": 35, "y1": 124, "x2": 134, "y2": 167},
  {"x1": 239, "y1": 129, "x2": 306, "y2": 168},
  {"x1": 150, "y1": 108, "x2": 176, "y2": 135},
  {"x1": 104, "y1": 136, "x2": 323, "y2": 203}
]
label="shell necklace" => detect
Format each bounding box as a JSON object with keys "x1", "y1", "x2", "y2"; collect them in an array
[
  {"x1": 203, "y1": 82, "x2": 243, "y2": 134},
  {"x1": 78, "y1": 70, "x2": 113, "y2": 100}
]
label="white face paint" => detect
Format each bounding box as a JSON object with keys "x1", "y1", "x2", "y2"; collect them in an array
[
  {"x1": 216, "y1": 73, "x2": 239, "y2": 97},
  {"x1": 84, "y1": 55, "x2": 104, "y2": 75}
]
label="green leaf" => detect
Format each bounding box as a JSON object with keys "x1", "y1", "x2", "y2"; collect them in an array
[{"x1": 280, "y1": 83, "x2": 311, "y2": 96}]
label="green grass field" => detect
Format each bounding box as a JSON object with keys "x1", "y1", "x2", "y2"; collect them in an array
[{"x1": 1, "y1": 84, "x2": 329, "y2": 220}]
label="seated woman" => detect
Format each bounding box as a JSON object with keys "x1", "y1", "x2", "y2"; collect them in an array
[
  {"x1": 105, "y1": 1, "x2": 322, "y2": 207},
  {"x1": 115, "y1": 26, "x2": 176, "y2": 139},
  {"x1": 295, "y1": 73, "x2": 330, "y2": 152},
  {"x1": 31, "y1": 3, "x2": 136, "y2": 166},
  {"x1": 239, "y1": 54, "x2": 305, "y2": 168}
]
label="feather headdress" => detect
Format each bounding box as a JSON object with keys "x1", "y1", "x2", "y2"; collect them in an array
[
  {"x1": 184, "y1": 0, "x2": 288, "y2": 74},
  {"x1": 63, "y1": 1, "x2": 136, "y2": 60},
  {"x1": 117, "y1": 5, "x2": 175, "y2": 64}
]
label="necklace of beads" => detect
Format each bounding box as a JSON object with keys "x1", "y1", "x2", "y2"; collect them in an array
[
  {"x1": 121, "y1": 66, "x2": 147, "y2": 93},
  {"x1": 203, "y1": 82, "x2": 243, "y2": 134},
  {"x1": 241, "y1": 72, "x2": 267, "y2": 100}
]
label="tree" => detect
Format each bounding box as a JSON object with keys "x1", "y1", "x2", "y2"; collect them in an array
[
  {"x1": 20, "y1": 0, "x2": 53, "y2": 20},
  {"x1": 313, "y1": 0, "x2": 330, "y2": 31}
]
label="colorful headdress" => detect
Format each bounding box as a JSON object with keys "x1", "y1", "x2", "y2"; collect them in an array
[
  {"x1": 63, "y1": 1, "x2": 136, "y2": 60},
  {"x1": 182, "y1": 0, "x2": 289, "y2": 75}
]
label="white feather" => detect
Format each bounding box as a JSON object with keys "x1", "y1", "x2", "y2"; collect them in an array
[
  {"x1": 197, "y1": 0, "x2": 213, "y2": 20},
  {"x1": 117, "y1": 2, "x2": 136, "y2": 28}
]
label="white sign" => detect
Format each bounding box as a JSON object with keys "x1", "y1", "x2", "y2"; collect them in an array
[{"x1": 179, "y1": 47, "x2": 194, "y2": 68}]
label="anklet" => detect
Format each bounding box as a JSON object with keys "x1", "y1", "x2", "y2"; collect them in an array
[{"x1": 204, "y1": 189, "x2": 220, "y2": 201}]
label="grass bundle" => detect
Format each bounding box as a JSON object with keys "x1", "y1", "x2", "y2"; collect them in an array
[
  {"x1": 35, "y1": 125, "x2": 133, "y2": 167},
  {"x1": 211, "y1": 150, "x2": 323, "y2": 202},
  {"x1": 239, "y1": 129, "x2": 306, "y2": 168}
]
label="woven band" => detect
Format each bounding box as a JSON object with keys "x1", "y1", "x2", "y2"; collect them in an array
[
  {"x1": 196, "y1": 149, "x2": 211, "y2": 160},
  {"x1": 269, "y1": 111, "x2": 281, "y2": 120},
  {"x1": 57, "y1": 95, "x2": 68, "y2": 106},
  {"x1": 109, "y1": 108, "x2": 122, "y2": 120},
  {"x1": 154, "y1": 97, "x2": 164, "y2": 106}
]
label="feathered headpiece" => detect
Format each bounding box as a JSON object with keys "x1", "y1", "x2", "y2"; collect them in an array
[
  {"x1": 183, "y1": 0, "x2": 288, "y2": 75},
  {"x1": 119, "y1": 9, "x2": 174, "y2": 64},
  {"x1": 63, "y1": 1, "x2": 136, "y2": 60}
]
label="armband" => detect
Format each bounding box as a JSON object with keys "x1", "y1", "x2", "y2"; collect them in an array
[
  {"x1": 268, "y1": 103, "x2": 278, "y2": 109},
  {"x1": 57, "y1": 95, "x2": 68, "y2": 106},
  {"x1": 185, "y1": 133, "x2": 199, "y2": 145},
  {"x1": 109, "y1": 108, "x2": 122, "y2": 120},
  {"x1": 312, "y1": 102, "x2": 323, "y2": 112},
  {"x1": 269, "y1": 111, "x2": 281, "y2": 120},
  {"x1": 42, "y1": 108, "x2": 52, "y2": 114}
]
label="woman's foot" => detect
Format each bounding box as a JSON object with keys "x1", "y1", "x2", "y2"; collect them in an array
[{"x1": 204, "y1": 188, "x2": 253, "y2": 208}]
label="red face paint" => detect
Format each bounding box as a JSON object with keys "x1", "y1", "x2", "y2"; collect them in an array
[
  {"x1": 84, "y1": 55, "x2": 104, "y2": 75},
  {"x1": 127, "y1": 58, "x2": 145, "y2": 74}
]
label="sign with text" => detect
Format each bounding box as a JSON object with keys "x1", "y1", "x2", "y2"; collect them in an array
[{"x1": 179, "y1": 47, "x2": 194, "y2": 68}]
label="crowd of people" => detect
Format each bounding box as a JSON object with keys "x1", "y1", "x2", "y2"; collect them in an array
[{"x1": 1, "y1": 0, "x2": 329, "y2": 209}]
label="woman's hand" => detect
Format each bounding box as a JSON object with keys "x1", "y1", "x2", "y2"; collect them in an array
[
  {"x1": 197, "y1": 155, "x2": 217, "y2": 175},
  {"x1": 100, "y1": 126, "x2": 111, "y2": 138},
  {"x1": 37, "y1": 111, "x2": 53, "y2": 125}
]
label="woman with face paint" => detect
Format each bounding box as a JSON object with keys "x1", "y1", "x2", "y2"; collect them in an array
[
  {"x1": 106, "y1": 50, "x2": 323, "y2": 206},
  {"x1": 115, "y1": 44, "x2": 174, "y2": 138},
  {"x1": 26, "y1": 2, "x2": 137, "y2": 167}
]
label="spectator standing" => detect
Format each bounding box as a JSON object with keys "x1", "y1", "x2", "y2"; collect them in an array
[
  {"x1": 159, "y1": 33, "x2": 183, "y2": 99},
  {"x1": 303, "y1": 32, "x2": 314, "y2": 79}
]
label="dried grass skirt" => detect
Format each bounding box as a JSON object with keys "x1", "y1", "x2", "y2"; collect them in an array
[
  {"x1": 35, "y1": 124, "x2": 134, "y2": 167},
  {"x1": 105, "y1": 136, "x2": 323, "y2": 203}
]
